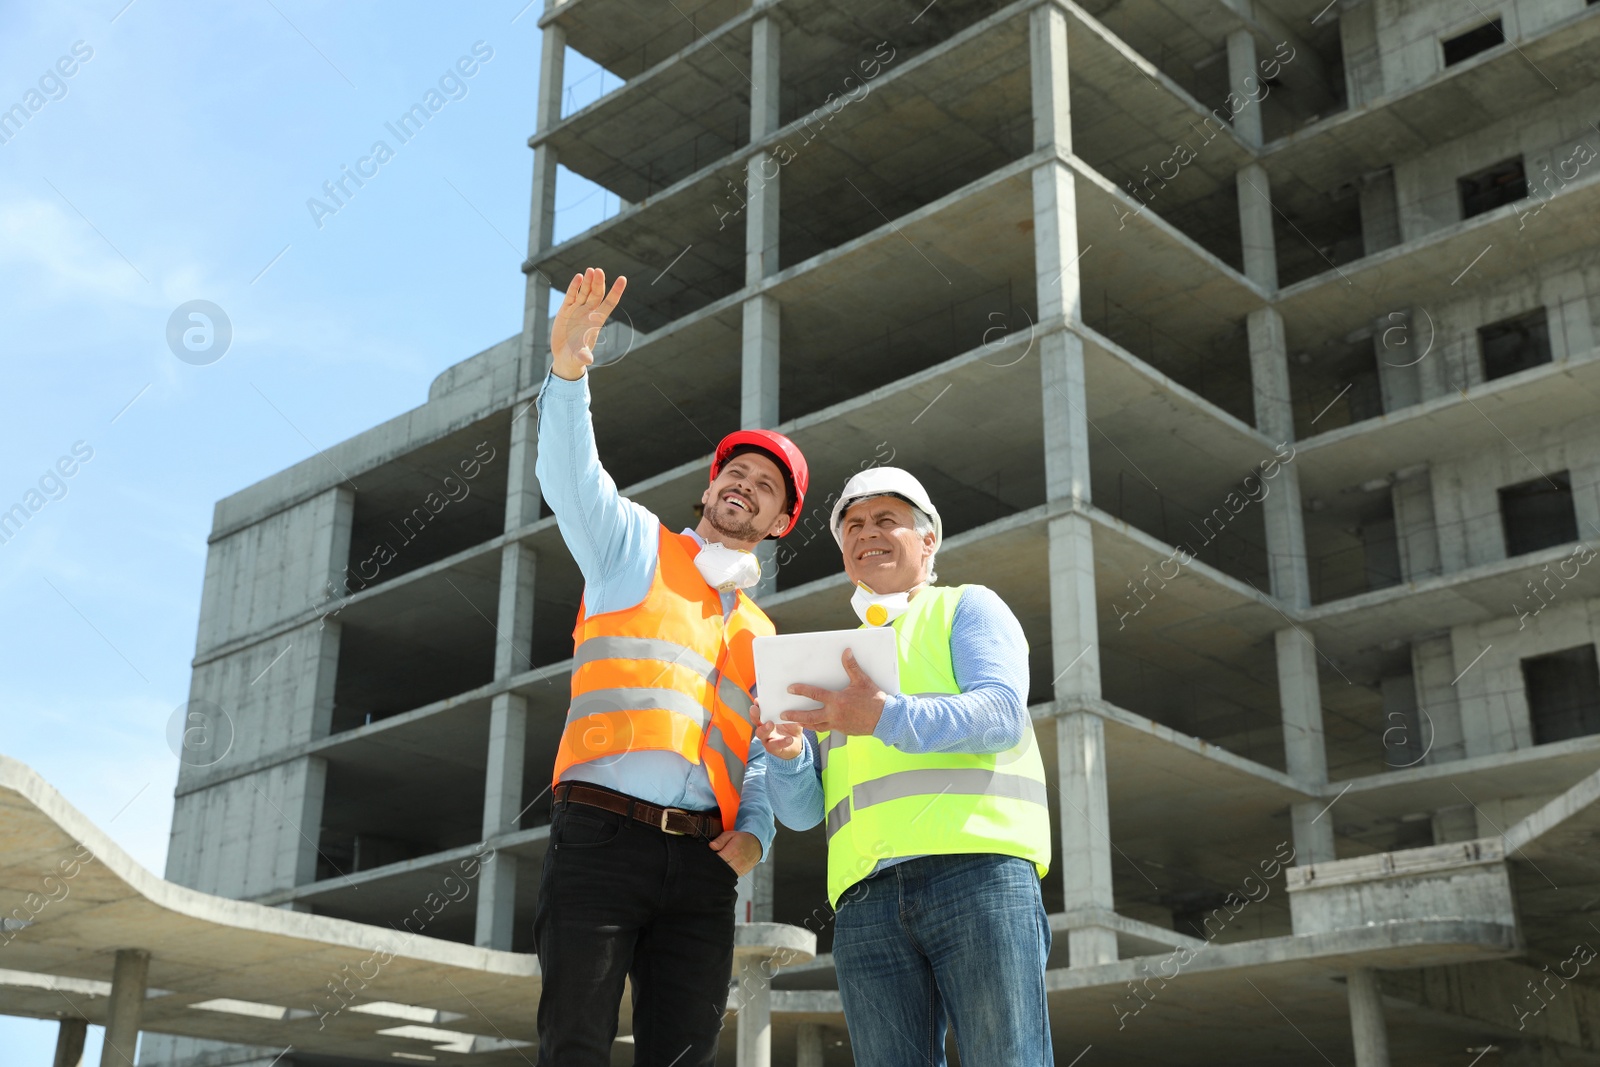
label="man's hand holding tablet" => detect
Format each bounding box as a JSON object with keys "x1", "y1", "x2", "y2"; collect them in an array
[
  {"x1": 751, "y1": 629, "x2": 899, "y2": 758},
  {"x1": 782, "y1": 649, "x2": 892, "y2": 735}
]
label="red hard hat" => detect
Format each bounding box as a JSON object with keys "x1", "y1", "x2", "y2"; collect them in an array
[{"x1": 711, "y1": 429, "x2": 809, "y2": 538}]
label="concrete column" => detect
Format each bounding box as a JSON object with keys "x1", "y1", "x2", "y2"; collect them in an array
[
  {"x1": 736, "y1": 840, "x2": 775, "y2": 925},
  {"x1": 53, "y1": 1018, "x2": 87, "y2": 1067},
  {"x1": 743, "y1": 16, "x2": 783, "y2": 602},
  {"x1": 310, "y1": 485, "x2": 355, "y2": 740},
  {"x1": 477, "y1": 406, "x2": 541, "y2": 947},
  {"x1": 742, "y1": 295, "x2": 781, "y2": 432},
  {"x1": 1248, "y1": 297, "x2": 1328, "y2": 856},
  {"x1": 1392, "y1": 468, "x2": 1440, "y2": 580},
  {"x1": 1415, "y1": 324, "x2": 1450, "y2": 401},
  {"x1": 307, "y1": 621, "x2": 343, "y2": 742},
  {"x1": 745, "y1": 153, "x2": 780, "y2": 284},
  {"x1": 745, "y1": 17, "x2": 781, "y2": 284},
  {"x1": 736, "y1": 956, "x2": 774, "y2": 1067},
  {"x1": 1059, "y1": 711, "x2": 1116, "y2": 966},
  {"x1": 476, "y1": 693, "x2": 528, "y2": 949},
  {"x1": 751, "y1": 16, "x2": 780, "y2": 139},
  {"x1": 1360, "y1": 168, "x2": 1401, "y2": 255},
  {"x1": 1374, "y1": 309, "x2": 1420, "y2": 412},
  {"x1": 494, "y1": 544, "x2": 538, "y2": 678},
  {"x1": 1047, "y1": 515, "x2": 1100, "y2": 699},
  {"x1": 1033, "y1": 163, "x2": 1082, "y2": 327},
  {"x1": 1237, "y1": 163, "x2": 1277, "y2": 290},
  {"x1": 796, "y1": 1022, "x2": 823, "y2": 1067},
  {"x1": 506, "y1": 397, "x2": 543, "y2": 532},
  {"x1": 282, "y1": 758, "x2": 329, "y2": 894},
  {"x1": 1347, "y1": 968, "x2": 1392, "y2": 1067},
  {"x1": 1032, "y1": 28, "x2": 1112, "y2": 961},
  {"x1": 741, "y1": 291, "x2": 782, "y2": 598},
  {"x1": 1339, "y1": 0, "x2": 1382, "y2": 107},
  {"x1": 1279, "y1": 630, "x2": 1335, "y2": 862},
  {"x1": 1030, "y1": 4, "x2": 1071, "y2": 153},
  {"x1": 1545, "y1": 271, "x2": 1596, "y2": 361},
  {"x1": 519, "y1": 22, "x2": 566, "y2": 383},
  {"x1": 1248, "y1": 307, "x2": 1311, "y2": 607},
  {"x1": 1041, "y1": 331, "x2": 1091, "y2": 503},
  {"x1": 323, "y1": 483, "x2": 356, "y2": 595},
  {"x1": 1035, "y1": 161, "x2": 1090, "y2": 507},
  {"x1": 1226, "y1": 30, "x2": 1263, "y2": 147},
  {"x1": 99, "y1": 948, "x2": 148, "y2": 1067}
]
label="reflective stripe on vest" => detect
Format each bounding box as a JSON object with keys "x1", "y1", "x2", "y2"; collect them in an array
[
  {"x1": 818, "y1": 584, "x2": 1052, "y2": 906},
  {"x1": 852, "y1": 767, "x2": 1049, "y2": 814},
  {"x1": 569, "y1": 686, "x2": 710, "y2": 725},
  {"x1": 572, "y1": 635, "x2": 718, "y2": 680},
  {"x1": 817, "y1": 729, "x2": 847, "y2": 773},
  {"x1": 702, "y1": 715, "x2": 746, "y2": 795},
  {"x1": 716, "y1": 674, "x2": 753, "y2": 717},
  {"x1": 826, "y1": 796, "x2": 851, "y2": 839}
]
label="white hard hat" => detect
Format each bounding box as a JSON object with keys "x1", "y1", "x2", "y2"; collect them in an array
[{"x1": 829, "y1": 467, "x2": 943, "y2": 552}]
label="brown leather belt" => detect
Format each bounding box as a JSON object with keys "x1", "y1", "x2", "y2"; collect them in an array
[{"x1": 554, "y1": 782, "x2": 722, "y2": 839}]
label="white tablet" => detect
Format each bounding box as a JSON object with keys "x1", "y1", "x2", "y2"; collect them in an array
[{"x1": 752, "y1": 627, "x2": 901, "y2": 725}]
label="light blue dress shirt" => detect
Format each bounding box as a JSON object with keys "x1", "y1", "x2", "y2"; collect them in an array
[{"x1": 534, "y1": 371, "x2": 775, "y2": 858}]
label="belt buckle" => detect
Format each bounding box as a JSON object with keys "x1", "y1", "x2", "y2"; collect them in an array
[{"x1": 659, "y1": 808, "x2": 689, "y2": 836}]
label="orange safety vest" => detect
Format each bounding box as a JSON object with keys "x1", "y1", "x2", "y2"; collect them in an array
[{"x1": 551, "y1": 526, "x2": 771, "y2": 828}]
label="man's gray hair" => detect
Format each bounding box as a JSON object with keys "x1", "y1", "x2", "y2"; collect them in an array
[{"x1": 909, "y1": 504, "x2": 938, "y2": 583}]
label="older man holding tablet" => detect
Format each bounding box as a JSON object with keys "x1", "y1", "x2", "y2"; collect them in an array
[{"x1": 755, "y1": 466, "x2": 1055, "y2": 1066}]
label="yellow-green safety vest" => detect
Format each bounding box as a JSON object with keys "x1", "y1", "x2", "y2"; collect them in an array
[{"x1": 818, "y1": 584, "x2": 1052, "y2": 907}]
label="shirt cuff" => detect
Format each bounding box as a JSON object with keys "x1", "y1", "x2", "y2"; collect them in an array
[
  {"x1": 764, "y1": 743, "x2": 816, "y2": 776},
  {"x1": 734, "y1": 806, "x2": 777, "y2": 859},
  {"x1": 540, "y1": 368, "x2": 589, "y2": 400},
  {"x1": 872, "y1": 694, "x2": 914, "y2": 748}
]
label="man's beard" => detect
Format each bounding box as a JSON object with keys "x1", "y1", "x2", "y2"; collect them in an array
[{"x1": 706, "y1": 498, "x2": 761, "y2": 541}]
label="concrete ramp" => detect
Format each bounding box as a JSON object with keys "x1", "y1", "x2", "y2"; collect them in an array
[{"x1": 0, "y1": 754, "x2": 543, "y2": 1063}]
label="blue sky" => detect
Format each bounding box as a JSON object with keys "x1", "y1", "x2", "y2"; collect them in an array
[{"x1": 0, "y1": 1, "x2": 612, "y2": 1058}]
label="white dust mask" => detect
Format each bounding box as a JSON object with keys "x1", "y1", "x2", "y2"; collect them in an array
[
  {"x1": 695, "y1": 541, "x2": 762, "y2": 592},
  {"x1": 851, "y1": 582, "x2": 916, "y2": 627}
]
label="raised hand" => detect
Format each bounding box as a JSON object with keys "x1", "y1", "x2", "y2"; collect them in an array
[{"x1": 551, "y1": 267, "x2": 627, "y2": 381}]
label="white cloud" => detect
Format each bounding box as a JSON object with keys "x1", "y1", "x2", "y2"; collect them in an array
[{"x1": 0, "y1": 192, "x2": 168, "y2": 309}]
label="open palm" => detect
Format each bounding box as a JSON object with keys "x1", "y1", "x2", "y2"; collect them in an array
[{"x1": 550, "y1": 267, "x2": 627, "y2": 380}]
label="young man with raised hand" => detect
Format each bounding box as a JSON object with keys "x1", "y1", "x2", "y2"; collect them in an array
[
  {"x1": 756, "y1": 466, "x2": 1055, "y2": 1065},
  {"x1": 533, "y1": 267, "x2": 810, "y2": 1066}
]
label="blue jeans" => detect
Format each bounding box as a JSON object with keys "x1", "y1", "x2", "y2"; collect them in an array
[{"x1": 832, "y1": 854, "x2": 1053, "y2": 1066}]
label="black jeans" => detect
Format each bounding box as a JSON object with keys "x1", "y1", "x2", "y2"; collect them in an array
[{"x1": 534, "y1": 795, "x2": 740, "y2": 1066}]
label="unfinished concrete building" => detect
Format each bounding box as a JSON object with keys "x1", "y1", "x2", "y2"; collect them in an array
[{"x1": 148, "y1": 0, "x2": 1600, "y2": 1063}]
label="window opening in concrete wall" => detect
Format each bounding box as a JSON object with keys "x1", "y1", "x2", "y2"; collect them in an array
[
  {"x1": 1478, "y1": 308, "x2": 1552, "y2": 380},
  {"x1": 344, "y1": 420, "x2": 509, "y2": 590},
  {"x1": 1498, "y1": 470, "x2": 1577, "y2": 557},
  {"x1": 1458, "y1": 157, "x2": 1526, "y2": 219},
  {"x1": 1441, "y1": 18, "x2": 1505, "y2": 66},
  {"x1": 1522, "y1": 644, "x2": 1600, "y2": 744}
]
